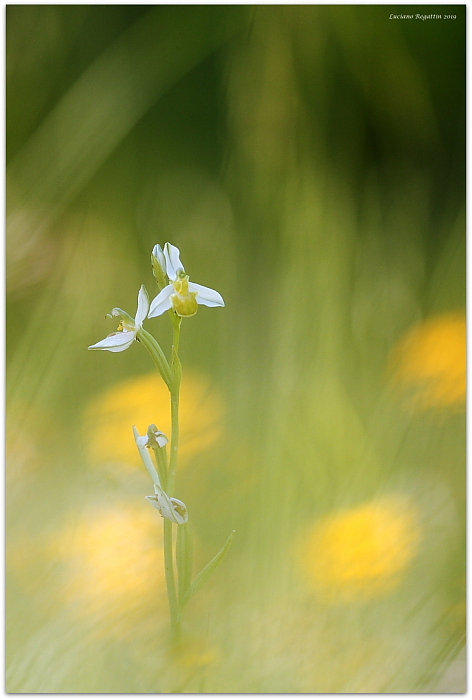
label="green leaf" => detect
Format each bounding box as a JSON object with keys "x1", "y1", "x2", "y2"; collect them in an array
[
  {"x1": 137, "y1": 328, "x2": 172, "y2": 389},
  {"x1": 176, "y1": 522, "x2": 194, "y2": 603},
  {"x1": 181, "y1": 530, "x2": 235, "y2": 608}
]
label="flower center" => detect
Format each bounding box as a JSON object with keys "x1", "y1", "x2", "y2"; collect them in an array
[
  {"x1": 172, "y1": 277, "x2": 198, "y2": 317},
  {"x1": 119, "y1": 319, "x2": 135, "y2": 333}
]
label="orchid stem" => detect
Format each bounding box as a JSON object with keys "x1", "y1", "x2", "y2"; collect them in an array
[
  {"x1": 168, "y1": 316, "x2": 181, "y2": 494},
  {"x1": 163, "y1": 314, "x2": 182, "y2": 640}
]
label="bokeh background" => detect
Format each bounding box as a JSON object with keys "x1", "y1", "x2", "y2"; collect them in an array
[{"x1": 7, "y1": 5, "x2": 466, "y2": 693}]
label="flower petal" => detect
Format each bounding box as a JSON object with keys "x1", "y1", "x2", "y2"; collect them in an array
[
  {"x1": 189, "y1": 282, "x2": 225, "y2": 308},
  {"x1": 164, "y1": 243, "x2": 184, "y2": 280},
  {"x1": 133, "y1": 425, "x2": 161, "y2": 485},
  {"x1": 135, "y1": 435, "x2": 149, "y2": 450},
  {"x1": 148, "y1": 285, "x2": 174, "y2": 318},
  {"x1": 147, "y1": 425, "x2": 169, "y2": 448},
  {"x1": 135, "y1": 285, "x2": 150, "y2": 328},
  {"x1": 156, "y1": 433, "x2": 168, "y2": 448},
  {"x1": 152, "y1": 244, "x2": 166, "y2": 271},
  {"x1": 88, "y1": 330, "x2": 136, "y2": 352}
]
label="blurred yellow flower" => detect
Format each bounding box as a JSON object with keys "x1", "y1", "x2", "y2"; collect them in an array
[
  {"x1": 299, "y1": 497, "x2": 420, "y2": 601},
  {"x1": 176, "y1": 638, "x2": 219, "y2": 670},
  {"x1": 48, "y1": 502, "x2": 166, "y2": 637},
  {"x1": 84, "y1": 370, "x2": 224, "y2": 469},
  {"x1": 7, "y1": 401, "x2": 60, "y2": 486},
  {"x1": 388, "y1": 312, "x2": 466, "y2": 410}
]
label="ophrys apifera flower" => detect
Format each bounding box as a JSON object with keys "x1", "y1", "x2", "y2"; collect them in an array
[
  {"x1": 133, "y1": 426, "x2": 189, "y2": 525},
  {"x1": 148, "y1": 243, "x2": 224, "y2": 318},
  {"x1": 88, "y1": 285, "x2": 149, "y2": 352}
]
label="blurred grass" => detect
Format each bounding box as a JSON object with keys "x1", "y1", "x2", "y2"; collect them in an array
[{"x1": 7, "y1": 5, "x2": 465, "y2": 693}]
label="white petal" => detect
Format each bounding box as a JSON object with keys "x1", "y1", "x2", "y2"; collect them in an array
[
  {"x1": 152, "y1": 244, "x2": 166, "y2": 271},
  {"x1": 156, "y1": 433, "x2": 168, "y2": 448},
  {"x1": 148, "y1": 285, "x2": 174, "y2": 318},
  {"x1": 135, "y1": 285, "x2": 149, "y2": 328},
  {"x1": 147, "y1": 425, "x2": 169, "y2": 447},
  {"x1": 135, "y1": 435, "x2": 149, "y2": 450},
  {"x1": 164, "y1": 243, "x2": 184, "y2": 280},
  {"x1": 133, "y1": 426, "x2": 161, "y2": 485},
  {"x1": 88, "y1": 330, "x2": 136, "y2": 352},
  {"x1": 189, "y1": 282, "x2": 225, "y2": 308}
]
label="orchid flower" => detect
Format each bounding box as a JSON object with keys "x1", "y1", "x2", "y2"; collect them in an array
[
  {"x1": 145, "y1": 484, "x2": 189, "y2": 525},
  {"x1": 133, "y1": 426, "x2": 188, "y2": 525},
  {"x1": 88, "y1": 285, "x2": 149, "y2": 352},
  {"x1": 148, "y1": 243, "x2": 224, "y2": 318}
]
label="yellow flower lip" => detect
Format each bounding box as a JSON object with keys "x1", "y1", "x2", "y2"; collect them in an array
[
  {"x1": 171, "y1": 293, "x2": 199, "y2": 317},
  {"x1": 171, "y1": 277, "x2": 199, "y2": 317}
]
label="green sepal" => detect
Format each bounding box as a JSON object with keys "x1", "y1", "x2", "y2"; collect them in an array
[
  {"x1": 181, "y1": 530, "x2": 235, "y2": 608},
  {"x1": 151, "y1": 252, "x2": 168, "y2": 291},
  {"x1": 176, "y1": 522, "x2": 194, "y2": 604}
]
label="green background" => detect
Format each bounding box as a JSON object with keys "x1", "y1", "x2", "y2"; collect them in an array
[{"x1": 7, "y1": 5, "x2": 465, "y2": 692}]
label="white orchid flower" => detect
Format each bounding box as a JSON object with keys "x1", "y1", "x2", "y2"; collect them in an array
[
  {"x1": 133, "y1": 426, "x2": 188, "y2": 525},
  {"x1": 145, "y1": 484, "x2": 189, "y2": 525},
  {"x1": 88, "y1": 285, "x2": 149, "y2": 352},
  {"x1": 148, "y1": 243, "x2": 224, "y2": 318}
]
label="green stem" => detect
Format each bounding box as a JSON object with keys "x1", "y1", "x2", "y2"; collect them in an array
[
  {"x1": 153, "y1": 446, "x2": 168, "y2": 490},
  {"x1": 163, "y1": 314, "x2": 182, "y2": 641},
  {"x1": 168, "y1": 317, "x2": 182, "y2": 494}
]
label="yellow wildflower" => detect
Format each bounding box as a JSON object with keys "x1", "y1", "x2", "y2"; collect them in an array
[
  {"x1": 48, "y1": 502, "x2": 166, "y2": 637},
  {"x1": 299, "y1": 497, "x2": 421, "y2": 601},
  {"x1": 83, "y1": 370, "x2": 224, "y2": 469},
  {"x1": 388, "y1": 312, "x2": 466, "y2": 410}
]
